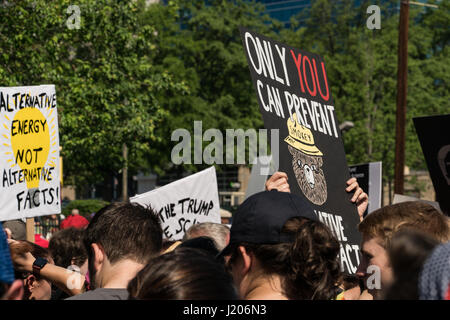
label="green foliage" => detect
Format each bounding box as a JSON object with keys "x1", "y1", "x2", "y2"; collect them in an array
[
  {"x1": 144, "y1": 0, "x2": 448, "y2": 187},
  {"x1": 279, "y1": 0, "x2": 449, "y2": 185},
  {"x1": 142, "y1": 0, "x2": 282, "y2": 175},
  {"x1": 1, "y1": 0, "x2": 447, "y2": 196},
  {"x1": 61, "y1": 199, "x2": 109, "y2": 218},
  {"x1": 0, "y1": 0, "x2": 186, "y2": 193}
]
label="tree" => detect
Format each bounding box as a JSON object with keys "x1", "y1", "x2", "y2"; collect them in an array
[
  {"x1": 141, "y1": 0, "x2": 282, "y2": 176},
  {"x1": 280, "y1": 0, "x2": 449, "y2": 201},
  {"x1": 0, "y1": 0, "x2": 185, "y2": 197},
  {"x1": 2, "y1": 0, "x2": 446, "y2": 201}
]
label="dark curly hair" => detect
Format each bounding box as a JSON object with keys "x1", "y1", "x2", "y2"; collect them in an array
[
  {"x1": 227, "y1": 217, "x2": 341, "y2": 300},
  {"x1": 286, "y1": 218, "x2": 342, "y2": 299},
  {"x1": 48, "y1": 228, "x2": 87, "y2": 268}
]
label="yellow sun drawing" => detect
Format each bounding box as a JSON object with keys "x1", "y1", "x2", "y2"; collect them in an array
[{"x1": 2, "y1": 91, "x2": 58, "y2": 188}]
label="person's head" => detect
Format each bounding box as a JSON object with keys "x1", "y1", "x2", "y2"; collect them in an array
[
  {"x1": 384, "y1": 230, "x2": 439, "y2": 300},
  {"x1": 221, "y1": 190, "x2": 341, "y2": 300},
  {"x1": 183, "y1": 222, "x2": 230, "y2": 251},
  {"x1": 71, "y1": 209, "x2": 79, "y2": 215},
  {"x1": 357, "y1": 201, "x2": 449, "y2": 299},
  {"x1": 127, "y1": 247, "x2": 238, "y2": 300},
  {"x1": 0, "y1": 229, "x2": 23, "y2": 300},
  {"x1": 48, "y1": 228, "x2": 88, "y2": 275},
  {"x1": 9, "y1": 241, "x2": 53, "y2": 300},
  {"x1": 178, "y1": 236, "x2": 221, "y2": 258},
  {"x1": 84, "y1": 202, "x2": 163, "y2": 289},
  {"x1": 2, "y1": 220, "x2": 26, "y2": 240},
  {"x1": 220, "y1": 209, "x2": 232, "y2": 225},
  {"x1": 419, "y1": 241, "x2": 450, "y2": 300}
]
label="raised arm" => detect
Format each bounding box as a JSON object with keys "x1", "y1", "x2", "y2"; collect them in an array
[{"x1": 10, "y1": 245, "x2": 86, "y2": 297}]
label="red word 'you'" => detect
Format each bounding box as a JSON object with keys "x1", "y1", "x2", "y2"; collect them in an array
[{"x1": 290, "y1": 50, "x2": 330, "y2": 102}]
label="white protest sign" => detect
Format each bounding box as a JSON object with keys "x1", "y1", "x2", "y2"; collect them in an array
[
  {"x1": 349, "y1": 162, "x2": 382, "y2": 217},
  {"x1": 393, "y1": 194, "x2": 441, "y2": 211},
  {"x1": 130, "y1": 166, "x2": 220, "y2": 240},
  {"x1": 245, "y1": 155, "x2": 274, "y2": 200},
  {"x1": 0, "y1": 85, "x2": 61, "y2": 221}
]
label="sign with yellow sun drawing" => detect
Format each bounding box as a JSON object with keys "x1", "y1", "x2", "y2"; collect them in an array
[{"x1": 0, "y1": 85, "x2": 60, "y2": 221}]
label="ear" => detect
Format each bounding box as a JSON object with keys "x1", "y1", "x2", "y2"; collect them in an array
[
  {"x1": 237, "y1": 246, "x2": 252, "y2": 275},
  {"x1": 5, "y1": 280, "x2": 24, "y2": 300},
  {"x1": 26, "y1": 274, "x2": 38, "y2": 291},
  {"x1": 91, "y1": 243, "x2": 105, "y2": 273}
]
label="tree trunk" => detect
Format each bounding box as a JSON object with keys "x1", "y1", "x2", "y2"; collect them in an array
[{"x1": 122, "y1": 143, "x2": 128, "y2": 202}]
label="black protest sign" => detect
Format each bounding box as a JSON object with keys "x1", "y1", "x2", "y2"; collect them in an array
[
  {"x1": 240, "y1": 28, "x2": 361, "y2": 274},
  {"x1": 414, "y1": 114, "x2": 450, "y2": 216}
]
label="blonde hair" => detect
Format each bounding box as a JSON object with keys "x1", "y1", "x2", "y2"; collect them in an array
[{"x1": 358, "y1": 201, "x2": 449, "y2": 248}]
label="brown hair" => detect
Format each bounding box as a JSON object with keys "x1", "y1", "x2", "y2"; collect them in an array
[
  {"x1": 48, "y1": 228, "x2": 87, "y2": 268},
  {"x1": 84, "y1": 202, "x2": 163, "y2": 265},
  {"x1": 228, "y1": 217, "x2": 342, "y2": 300},
  {"x1": 9, "y1": 241, "x2": 52, "y2": 261},
  {"x1": 9, "y1": 241, "x2": 53, "y2": 279},
  {"x1": 358, "y1": 201, "x2": 449, "y2": 248}
]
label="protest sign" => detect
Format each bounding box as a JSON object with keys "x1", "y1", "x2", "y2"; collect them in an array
[
  {"x1": 413, "y1": 115, "x2": 450, "y2": 216},
  {"x1": 245, "y1": 155, "x2": 275, "y2": 199},
  {"x1": 393, "y1": 194, "x2": 441, "y2": 211},
  {"x1": 240, "y1": 28, "x2": 361, "y2": 274},
  {"x1": 130, "y1": 166, "x2": 220, "y2": 240},
  {"x1": 349, "y1": 162, "x2": 382, "y2": 216},
  {"x1": 0, "y1": 85, "x2": 61, "y2": 221}
]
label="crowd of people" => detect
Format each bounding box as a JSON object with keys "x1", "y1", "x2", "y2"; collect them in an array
[{"x1": 1, "y1": 172, "x2": 449, "y2": 300}]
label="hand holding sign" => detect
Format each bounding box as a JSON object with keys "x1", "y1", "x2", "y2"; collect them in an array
[
  {"x1": 346, "y1": 177, "x2": 368, "y2": 222},
  {"x1": 266, "y1": 171, "x2": 368, "y2": 222},
  {"x1": 265, "y1": 171, "x2": 290, "y2": 193}
]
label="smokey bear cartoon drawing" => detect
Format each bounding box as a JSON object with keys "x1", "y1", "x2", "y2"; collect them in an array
[{"x1": 285, "y1": 113, "x2": 327, "y2": 205}]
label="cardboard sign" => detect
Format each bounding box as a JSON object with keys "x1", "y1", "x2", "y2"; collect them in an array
[
  {"x1": 349, "y1": 162, "x2": 382, "y2": 216},
  {"x1": 240, "y1": 28, "x2": 361, "y2": 274},
  {"x1": 130, "y1": 167, "x2": 220, "y2": 240},
  {"x1": 414, "y1": 115, "x2": 450, "y2": 216},
  {"x1": 393, "y1": 194, "x2": 441, "y2": 211},
  {"x1": 245, "y1": 155, "x2": 275, "y2": 199},
  {"x1": 0, "y1": 85, "x2": 61, "y2": 221}
]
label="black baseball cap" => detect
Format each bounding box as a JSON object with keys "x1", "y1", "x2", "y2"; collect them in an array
[{"x1": 219, "y1": 189, "x2": 318, "y2": 257}]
